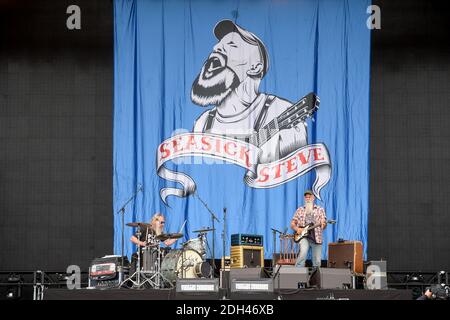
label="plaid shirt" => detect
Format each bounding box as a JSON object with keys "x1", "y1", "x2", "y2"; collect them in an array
[{"x1": 292, "y1": 205, "x2": 327, "y2": 244}]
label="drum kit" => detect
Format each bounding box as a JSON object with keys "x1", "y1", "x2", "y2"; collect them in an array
[{"x1": 120, "y1": 222, "x2": 214, "y2": 289}]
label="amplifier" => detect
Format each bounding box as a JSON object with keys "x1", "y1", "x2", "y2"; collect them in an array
[
  {"x1": 231, "y1": 234, "x2": 263, "y2": 247},
  {"x1": 230, "y1": 245, "x2": 264, "y2": 268},
  {"x1": 328, "y1": 241, "x2": 363, "y2": 274},
  {"x1": 88, "y1": 255, "x2": 129, "y2": 288}
]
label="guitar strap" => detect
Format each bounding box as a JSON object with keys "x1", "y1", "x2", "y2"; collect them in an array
[
  {"x1": 203, "y1": 108, "x2": 217, "y2": 132},
  {"x1": 253, "y1": 95, "x2": 275, "y2": 131}
]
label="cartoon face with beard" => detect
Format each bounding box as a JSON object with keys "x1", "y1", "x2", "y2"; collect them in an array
[
  {"x1": 191, "y1": 49, "x2": 240, "y2": 107},
  {"x1": 191, "y1": 20, "x2": 268, "y2": 108}
]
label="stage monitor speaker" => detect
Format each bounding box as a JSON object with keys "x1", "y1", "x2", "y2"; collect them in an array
[
  {"x1": 365, "y1": 260, "x2": 387, "y2": 290},
  {"x1": 176, "y1": 278, "x2": 219, "y2": 293},
  {"x1": 309, "y1": 267, "x2": 352, "y2": 289},
  {"x1": 328, "y1": 241, "x2": 363, "y2": 273},
  {"x1": 273, "y1": 265, "x2": 309, "y2": 289},
  {"x1": 229, "y1": 267, "x2": 264, "y2": 280},
  {"x1": 230, "y1": 278, "x2": 274, "y2": 293},
  {"x1": 175, "y1": 279, "x2": 223, "y2": 300}
]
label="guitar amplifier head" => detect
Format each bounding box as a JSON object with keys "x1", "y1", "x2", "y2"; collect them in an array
[
  {"x1": 89, "y1": 256, "x2": 129, "y2": 288},
  {"x1": 231, "y1": 234, "x2": 264, "y2": 247}
]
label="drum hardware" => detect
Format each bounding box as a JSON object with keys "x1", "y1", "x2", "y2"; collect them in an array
[
  {"x1": 156, "y1": 233, "x2": 183, "y2": 241},
  {"x1": 119, "y1": 217, "x2": 217, "y2": 288},
  {"x1": 161, "y1": 249, "x2": 205, "y2": 284},
  {"x1": 126, "y1": 222, "x2": 152, "y2": 228},
  {"x1": 192, "y1": 227, "x2": 215, "y2": 233},
  {"x1": 182, "y1": 235, "x2": 207, "y2": 259},
  {"x1": 119, "y1": 227, "x2": 175, "y2": 289}
]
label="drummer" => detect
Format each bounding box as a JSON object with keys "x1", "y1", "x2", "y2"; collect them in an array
[{"x1": 130, "y1": 213, "x2": 177, "y2": 247}]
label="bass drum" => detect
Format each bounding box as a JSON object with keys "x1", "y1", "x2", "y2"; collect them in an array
[{"x1": 160, "y1": 249, "x2": 203, "y2": 283}]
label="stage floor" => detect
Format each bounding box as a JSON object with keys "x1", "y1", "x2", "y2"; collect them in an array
[{"x1": 43, "y1": 288, "x2": 413, "y2": 300}]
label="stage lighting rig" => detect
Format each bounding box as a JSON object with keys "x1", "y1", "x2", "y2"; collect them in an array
[{"x1": 5, "y1": 274, "x2": 22, "y2": 300}]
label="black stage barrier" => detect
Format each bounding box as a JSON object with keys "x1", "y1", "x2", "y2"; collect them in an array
[{"x1": 43, "y1": 288, "x2": 412, "y2": 300}]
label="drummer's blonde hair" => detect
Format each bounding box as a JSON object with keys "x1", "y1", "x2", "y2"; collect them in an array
[{"x1": 150, "y1": 213, "x2": 164, "y2": 227}]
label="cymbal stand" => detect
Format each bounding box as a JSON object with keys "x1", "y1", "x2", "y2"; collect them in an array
[
  {"x1": 116, "y1": 184, "x2": 143, "y2": 274},
  {"x1": 145, "y1": 242, "x2": 174, "y2": 289},
  {"x1": 119, "y1": 228, "x2": 156, "y2": 289}
]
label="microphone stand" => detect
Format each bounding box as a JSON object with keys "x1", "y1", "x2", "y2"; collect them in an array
[
  {"x1": 270, "y1": 228, "x2": 284, "y2": 270},
  {"x1": 222, "y1": 208, "x2": 227, "y2": 272},
  {"x1": 116, "y1": 184, "x2": 143, "y2": 275},
  {"x1": 194, "y1": 192, "x2": 219, "y2": 276}
]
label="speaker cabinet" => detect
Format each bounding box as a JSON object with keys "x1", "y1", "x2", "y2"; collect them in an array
[
  {"x1": 229, "y1": 267, "x2": 264, "y2": 280},
  {"x1": 273, "y1": 265, "x2": 309, "y2": 289},
  {"x1": 309, "y1": 267, "x2": 352, "y2": 289},
  {"x1": 230, "y1": 245, "x2": 264, "y2": 268},
  {"x1": 328, "y1": 241, "x2": 363, "y2": 273}
]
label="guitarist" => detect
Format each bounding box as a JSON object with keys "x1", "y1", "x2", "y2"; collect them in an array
[{"x1": 290, "y1": 190, "x2": 327, "y2": 268}]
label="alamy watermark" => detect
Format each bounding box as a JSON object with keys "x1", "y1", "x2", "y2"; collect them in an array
[
  {"x1": 66, "y1": 5, "x2": 81, "y2": 30},
  {"x1": 367, "y1": 5, "x2": 381, "y2": 30}
]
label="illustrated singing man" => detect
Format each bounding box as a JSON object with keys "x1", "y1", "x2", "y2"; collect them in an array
[{"x1": 191, "y1": 19, "x2": 308, "y2": 163}]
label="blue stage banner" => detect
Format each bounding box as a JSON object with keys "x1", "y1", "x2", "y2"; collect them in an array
[{"x1": 113, "y1": 0, "x2": 371, "y2": 261}]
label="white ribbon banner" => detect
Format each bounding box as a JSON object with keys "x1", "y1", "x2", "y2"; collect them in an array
[{"x1": 157, "y1": 133, "x2": 331, "y2": 204}]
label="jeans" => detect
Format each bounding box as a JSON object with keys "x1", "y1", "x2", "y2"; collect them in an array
[{"x1": 295, "y1": 238, "x2": 322, "y2": 267}]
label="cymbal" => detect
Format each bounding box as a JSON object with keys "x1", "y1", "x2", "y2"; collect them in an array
[
  {"x1": 126, "y1": 222, "x2": 151, "y2": 228},
  {"x1": 156, "y1": 233, "x2": 183, "y2": 241},
  {"x1": 193, "y1": 227, "x2": 215, "y2": 233}
]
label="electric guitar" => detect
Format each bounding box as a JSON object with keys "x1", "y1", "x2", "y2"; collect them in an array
[
  {"x1": 248, "y1": 92, "x2": 320, "y2": 147},
  {"x1": 293, "y1": 219, "x2": 336, "y2": 243}
]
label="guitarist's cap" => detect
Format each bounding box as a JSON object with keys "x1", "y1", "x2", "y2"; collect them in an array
[
  {"x1": 304, "y1": 190, "x2": 314, "y2": 196},
  {"x1": 214, "y1": 19, "x2": 269, "y2": 78}
]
